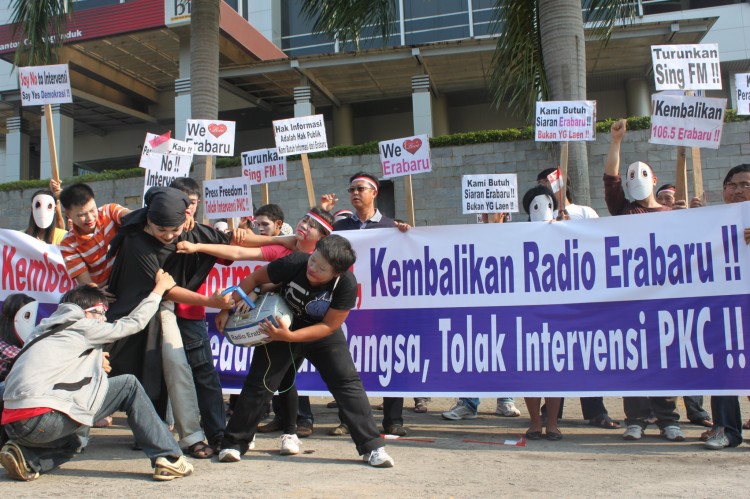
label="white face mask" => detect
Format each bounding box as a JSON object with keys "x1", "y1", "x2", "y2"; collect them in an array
[
  {"x1": 213, "y1": 221, "x2": 229, "y2": 233},
  {"x1": 14, "y1": 301, "x2": 38, "y2": 343},
  {"x1": 529, "y1": 195, "x2": 554, "y2": 222},
  {"x1": 625, "y1": 161, "x2": 654, "y2": 201},
  {"x1": 32, "y1": 194, "x2": 56, "y2": 229}
]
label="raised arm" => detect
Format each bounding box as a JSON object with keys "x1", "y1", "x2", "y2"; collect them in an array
[
  {"x1": 605, "y1": 119, "x2": 626, "y2": 177},
  {"x1": 176, "y1": 240, "x2": 265, "y2": 261},
  {"x1": 232, "y1": 228, "x2": 296, "y2": 250}
]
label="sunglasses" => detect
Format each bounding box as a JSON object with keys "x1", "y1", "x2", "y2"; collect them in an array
[{"x1": 347, "y1": 186, "x2": 374, "y2": 194}]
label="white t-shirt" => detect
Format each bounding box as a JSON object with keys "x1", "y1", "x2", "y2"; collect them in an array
[{"x1": 554, "y1": 203, "x2": 599, "y2": 220}]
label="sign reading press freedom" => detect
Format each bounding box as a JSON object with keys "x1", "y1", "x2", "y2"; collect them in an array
[
  {"x1": 199, "y1": 203, "x2": 750, "y2": 396},
  {"x1": 462, "y1": 174, "x2": 519, "y2": 214},
  {"x1": 185, "y1": 119, "x2": 236, "y2": 156},
  {"x1": 18, "y1": 64, "x2": 73, "y2": 106},
  {"x1": 651, "y1": 43, "x2": 722, "y2": 91},
  {"x1": 649, "y1": 93, "x2": 726, "y2": 149},
  {"x1": 535, "y1": 101, "x2": 596, "y2": 141},
  {"x1": 379, "y1": 134, "x2": 431, "y2": 179},
  {"x1": 203, "y1": 177, "x2": 253, "y2": 219},
  {"x1": 241, "y1": 148, "x2": 287, "y2": 185},
  {"x1": 272, "y1": 114, "x2": 328, "y2": 156}
]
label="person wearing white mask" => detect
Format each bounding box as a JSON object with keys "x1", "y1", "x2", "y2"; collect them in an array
[
  {"x1": 603, "y1": 119, "x2": 684, "y2": 443},
  {"x1": 604, "y1": 120, "x2": 668, "y2": 216},
  {"x1": 523, "y1": 185, "x2": 558, "y2": 222},
  {"x1": 24, "y1": 190, "x2": 66, "y2": 245}
]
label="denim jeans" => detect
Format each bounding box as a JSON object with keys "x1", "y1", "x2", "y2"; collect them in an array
[
  {"x1": 223, "y1": 330, "x2": 383, "y2": 456},
  {"x1": 683, "y1": 396, "x2": 709, "y2": 421},
  {"x1": 623, "y1": 396, "x2": 680, "y2": 429},
  {"x1": 459, "y1": 397, "x2": 514, "y2": 413},
  {"x1": 177, "y1": 316, "x2": 226, "y2": 445},
  {"x1": 711, "y1": 395, "x2": 743, "y2": 446},
  {"x1": 4, "y1": 374, "x2": 182, "y2": 474}
]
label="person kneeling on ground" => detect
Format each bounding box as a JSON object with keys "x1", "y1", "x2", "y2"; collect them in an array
[
  {"x1": 0, "y1": 271, "x2": 193, "y2": 482},
  {"x1": 217, "y1": 235, "x2": 395, "y2": 468}
]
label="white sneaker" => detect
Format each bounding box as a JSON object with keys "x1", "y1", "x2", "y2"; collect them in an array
[
  {"x1": 622, "y1": 425, "x2": 643, "y2": 440},
  {"x1": 153, "y1": 456, "x2": 193, "y2": 481},
  {"x1": 363, "y1": 447, "x2": 394, "y2": 468},
  {"x1": 218, "y1": 448, "x2": 241, "y2": 462},
  {"x1": 441, "y1": 403, "x2": 477, "y2": 420},
  {"x1": 249, "y1": 435, "x2": 256, "y2": 450},
  {"x1": 496, "y1": 401, "x2": 521, "y2": 417},
  {"x1": 704, "y1": 427, "x2": 730, "y2": 450},
  {"x1": 661, "y1": 425, "x2": 685, "y2": 442},
  {"x1": 280, "y1": 434, "x2": 300, "y2": 455}
]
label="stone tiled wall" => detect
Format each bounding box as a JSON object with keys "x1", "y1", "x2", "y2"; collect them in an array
[{"x1": 2, "y1": 122, "x2": 749, "y2": 231}]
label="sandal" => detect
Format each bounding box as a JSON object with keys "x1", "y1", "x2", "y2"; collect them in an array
[
  {"x1": 525, "y1": 430, "x2": 542, "y2": 440},
  {"x1": 589, "y1": 414, "x2": 620, "y2": 429},
  {"x1": 743, "y1": 419, "x2": 750, "y2": 430},
  {"x1": 414, "y1": 400, "x2": 428, "y2": 413},
  {"x1": 546, "y1": 430, "x2": 563, "y2": 441},
  {"x1": 186, "y1": 441, "x2": 214, "y2": 459},
  {"x1": 690, "y1": 418, "x2": 714, "y2": 428}
]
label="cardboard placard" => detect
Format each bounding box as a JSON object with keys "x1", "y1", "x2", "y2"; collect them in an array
[
  {"x1": 18, "y1": 64, "x2": 73, "y2": 106},
  {"x1": 462, "y1": 174, "x2": 518, "y2": 214},
  {"x1": 203, "y1": 177, "x2": 253, "y2": 219},
  {"x1": 379, "y1": 134, "x2": 432, "y2": 179},
  {"x1": 185, "y1": 119, "x2": 236, "y2": 156},
  {"x1": 650, "y1": 93, "x2": 726, "y2": 149},
  {"x1": 535, "y1": 101, "x2": 596, "y2": 142},
  {"x1": 241, "y1": 148, "x2": 287, "y2": 184},
  {"x1": 272, "y1": 114, "x2": 328, "y2": 156},
  {"x1": 651, "y1": 44, "x2": 722, "y2": 91}
]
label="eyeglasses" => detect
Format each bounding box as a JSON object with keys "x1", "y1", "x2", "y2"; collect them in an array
[
  {"x1": 724, "y1": 182, "x2": 750, "y2": 191},
  {"x1": 347, "y1": 186, "x2": 374, "y2": 194},
  {"x1": 84, "y1": 304, "x2": 108, "y2": 317}
]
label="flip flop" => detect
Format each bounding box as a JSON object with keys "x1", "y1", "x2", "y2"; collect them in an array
[
  {"x1": 414, "y1": 401, "x2": 428, "y2": 413},
  {"x1": 742, "y1": 419, "x2": 750, "y2": 430},
  {"x1": 525, "y1": 430, "x2": 542, "y2": 440},
  {"x1": 546, "y1": 430, "x2": 563, "y2": 441},
  {"x1": 186, "y1": 441, "x2": 214, "y2": 459},
  {"x1": 690, "y1": 418, "x2": 714, "y2": 428},
  {"x1": 589, "y1": 415, "x2": 621, "y2": 429}
]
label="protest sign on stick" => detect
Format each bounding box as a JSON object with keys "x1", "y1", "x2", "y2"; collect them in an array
[
  {"x1": 203, "y1": 177, "x2": 253, "y2": 219},
  {"x1": 651, "y1": 44, "x2": 721, "y2": 91},
  {"x1": 462, "y1": 174, "x2": 519, "y2": 214},
  {"x1": 379, "y1": 134, "x2": 431, "y2": 226},
  {"x1": 736, "y1": 73, "x2": 750, "y2": 115},
  {"x1": 535, "y1": 101, "x2": 596, "y2": 142},
  {"x1": 273, "y1": 115, "x2": 328, "y2": 207},
  {"x1": 241, "y1": 147, "x2": 287, "y2": 205}
]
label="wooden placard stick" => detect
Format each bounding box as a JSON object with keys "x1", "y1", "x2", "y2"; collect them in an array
[
  {"x1": 558, "y1": 141, "x2": 569, "y2": 217},
  {"x1": 203, "y1": 155, "x2": 214, "y2": 225},
  {"x1": 44, "y1": 103, "x2": 65, "y2": 228},
  {"x1": 404, "y1": 174, "x2": 416, "y2": 227},
  {"x1": 300, "y1": 153, "x2": 316, "y2": 208},
  {"x1": 261, "y1": 183, "x2": 270, "y2": 205},
  {"x1": 675, "y1": 146, "x2": 688, "y2": 204},
  {"x1": 692, "y1": 146, "x2": 704, "y2": 205}
]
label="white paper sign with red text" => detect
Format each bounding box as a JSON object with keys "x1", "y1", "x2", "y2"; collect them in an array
[
  {"x1": 462, "y1": 174, "x2": 519, "y2": 214},
  {"x1": 18, "y1": 64, "x2": 73, "y2": 106},
  {"x1": 649, "y1": 93, "x2": 726, "y2": 149},
  {"x1": 379, "y1": 134, "x2": 431, "y2": 179},
  {"x1": 241, "y1": 148, "x2": 288, "y2": 184},
  {"x1": 535, "y1": 101, "x2": 596, "y2": 142},
  {"x1": 735, "y1": 73, "x2": 750, "y2": 115},
  {"x1": 203, "y1": 177, "x2": 253, "y2": 219},
  {"x1": 185, "y1": 120, "x2": 236, "y2": 156},
  {"x1": 272, "y1": 114, "x2": 328, "y2": 156},
  {"x1": 139, "y1": 133, "x2": 194, "y2": 169}
]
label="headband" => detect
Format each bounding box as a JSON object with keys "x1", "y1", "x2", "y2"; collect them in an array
[
  {"x1": 351, "y1": 176, "x2": 378, "y2": 192},
  {"x1": 657, "y1": 187, "x2": 676, "y2": 196},
  {"x1": 306, "y1": 211, "x2": 333, "y2": 233}
]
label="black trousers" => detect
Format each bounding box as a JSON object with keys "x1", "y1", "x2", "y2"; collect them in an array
[{"x1": 222, "y1": 330, "x2": 384, "y2": 455}]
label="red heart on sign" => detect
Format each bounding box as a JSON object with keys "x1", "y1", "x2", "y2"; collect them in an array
[
  {"x1": 208, "y1": 123, "x2": 227, "y2": 138},
  {"x1": 403, "y1": 138, "x2": 422, "y2": 155}
]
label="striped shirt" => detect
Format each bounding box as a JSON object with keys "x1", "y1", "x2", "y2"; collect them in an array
[{"x1": 59, "y1": 203, "x2": 128, "y2": 285}]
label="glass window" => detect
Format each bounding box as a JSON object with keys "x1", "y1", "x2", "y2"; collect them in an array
[
  {"x1": 71, "y1": 0, "x2": 122, "y2": 11},
  {"x1": 472, "y1": 0, "x2": 498, "y2": 38},
  {"x1": 404, "y1": 0, "x2": 470, "y2": 45}
]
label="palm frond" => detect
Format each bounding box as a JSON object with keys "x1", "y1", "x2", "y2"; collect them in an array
[
  {"x1": 10, "y1": 0, "x2": 72, "y2": 66},
  {"x1": 584, "y1": 0, "x2": 639, "y2": 44},
  {"x1": 300, "y1": 0, "x2": 397, "y2": 51},
  {"x1": 489, "y1": 0, "x2": 547, "y2": 122}
]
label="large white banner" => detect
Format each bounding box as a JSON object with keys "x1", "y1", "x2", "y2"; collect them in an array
[
  {"x1": 18, "y1": 64, "x2": 73, "y2": 106},
  {"x1": 649, "y1": 93, "x2": 726, "y2": 149},
  {"x1": 651, "y1": 44, "x2": 722, "y2": 91}
]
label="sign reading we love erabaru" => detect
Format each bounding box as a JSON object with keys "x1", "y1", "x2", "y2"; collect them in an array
[
  {"x1": 185, "y1": 119, "x2": 236, "y2": 156},
  {"x1": 379, "y1": 134, "x2": 431, "y2": 179}
]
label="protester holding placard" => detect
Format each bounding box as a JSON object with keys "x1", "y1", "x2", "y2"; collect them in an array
[
  {"x1": 603, "y1": 120, "x2": 685, "y2": 442},
  {"x1": 537, "y1": 168, "x2": 598, "y2": 220}
]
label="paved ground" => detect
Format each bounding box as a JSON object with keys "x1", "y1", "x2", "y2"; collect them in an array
[{"x1": 2, "y1": 396, "x2": 749, "y2": 498}]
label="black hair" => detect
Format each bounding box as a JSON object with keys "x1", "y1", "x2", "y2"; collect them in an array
[
  {"x1": 724, "y1": 164, "x2": 750, "y2": 186},
  {"x1": 60, "y1": 285, "x2": 107, "y2": 311},
  {"x1": 0, "y1": 293, "x2": 36, "y2": 348},
  {"x1": 59, "y1": 183, "x2": 95, "y2": 211},
  {"x1": 348, "y1": 172, "x2": 379, "y2": 190},
  {"x1": 303, "y1": 207, "x2": 334, "y2": 233},
  {"x1": 254, "y1": 204, "x2": 285, "y2": 223},
  {"x1": 537, "y1": 168, "x2": 557, "y2": 181},
  {"x1": 170, "y1": 177, "x2": 201, "y2": 198},
  {"x1": 656, "y1": 183, "x2": 676, "y2": 194},
  {"x1": 25, "y1": 189, "x2": 62, "y2": 244},
  {"x1": 537, "y1": 168, "x2": 574, "y2": 203},
  {"x1": 522, "y1": 185, "x2": 558, "y2": 219},
  {"x1": 315, "y1": 234, "x2": 356, "y2": 273}
]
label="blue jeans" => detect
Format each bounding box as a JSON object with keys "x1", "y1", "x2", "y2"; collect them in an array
[
  {"x1": 4, "y1": 374, "x2": 182, "y2": 474},
  {"x1": 178, "y1": 317, "x2": 226, "y2": 445},
  {"x1": 459, "y1": 397, "x2": 514, "y2": 413},
  {"x1": 711, "y1": 396, "x2": 743, "y2": 446}
]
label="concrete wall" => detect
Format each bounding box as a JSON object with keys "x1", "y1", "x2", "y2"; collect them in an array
[{"x1": 2, "y1": 121, "x2": 749, "y2": 230}]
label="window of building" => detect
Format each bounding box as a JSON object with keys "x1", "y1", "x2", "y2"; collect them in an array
[{"x1": 403, "y1": 0, "x2": 470, "y2": 45}]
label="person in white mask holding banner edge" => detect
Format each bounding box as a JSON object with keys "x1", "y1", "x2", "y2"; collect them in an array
[
  {"x1": 24, "y1": 189, "x2": 67, "y2": 245},
  {"x1": 604, "y1": 119, "x2": 685, "y2": 442}
]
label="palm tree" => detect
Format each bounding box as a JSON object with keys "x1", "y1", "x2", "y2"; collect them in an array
[
  {"x1": 303, "y1": 0, "x2": 637, "y2": 206},
  {"x1": 9, "y1": 0, "x2": 72, "y2": 66},
  {"x1": 190, "y1": 0, "x2": 221, "y2": 185}
]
